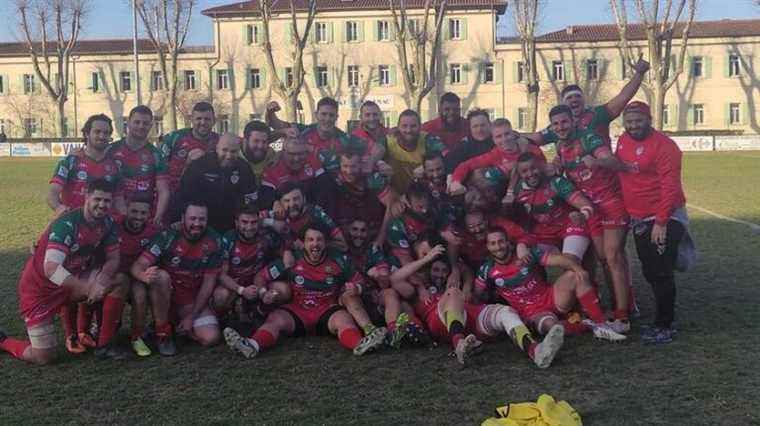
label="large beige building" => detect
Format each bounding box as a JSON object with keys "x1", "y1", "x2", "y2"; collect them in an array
[{"x1": 0, "y1": 1, "x2": 757, "y2": 140}]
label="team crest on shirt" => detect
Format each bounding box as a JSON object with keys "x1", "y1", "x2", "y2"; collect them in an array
[
  {"x1": 269, "y1": 265, "x2": 280, "y2": 279},
  {"x1": 171, "y1": 256, "x2": 181, "y2": 266},
  {"x1": 428, "y1": 286, "x2": 438, "y2": 294},
  {"x1": 495, "y1": 278, "x2": 505, "y2": 287},
  {"x1": 325, "y1": 276, "x2": 334, "y2": 285},
  {"x1": 398, "y1": 239, "x2": 409, "y2": 248},
  {"x1": 141, "y1": 164, "x2": 151, "y2": 172},
  {"x1": 304, "y1": 166, "x2": 314, "y2": 176},
  {"x1": 64, "y1": 235, "x2": 72, "y2": 245},
  {"x1": 295, "y1": 275, "x2": 305, "y2": 285},
  {"x1": 77, "y1": 171, "x2": 88, "y2": 180},
  {"x1": 230, "y1": 174, "x2": 239, "y2": 184},
  {"x1": 70, "y1": 243, "x2": 80, "y2": 252},
  {"x1": 150, "y1": 245, "x2": 161, "y2": 256},
  {"x1": 140, "y1": 238, "x2": 150, "y2": 247},
  {"x1": 325, "y1": 266, "x2": 333, "y2": 273},
  {"x1": 520, "y1": 266, "x2": 530, "y2": 275},
  {"x1": 178, "y1": 149, "x2": 187, "y2": 158},
  {"x1": 232, "y1": 257, "x2": 241, "y2": 265},
  {"x1": 636, "y1": 146, "x2": 645, "y2": 156}
]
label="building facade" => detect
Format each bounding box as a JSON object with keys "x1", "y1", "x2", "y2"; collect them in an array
[{"x1": 0, "y1": 1, "x2": 757, "y2": 140}]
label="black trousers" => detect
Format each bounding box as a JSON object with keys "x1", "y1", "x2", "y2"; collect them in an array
[{"x1": 632, "y1": 219, "x2": 686, "y2": 328}]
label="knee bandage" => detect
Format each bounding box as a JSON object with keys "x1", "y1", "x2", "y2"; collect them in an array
[
  {"x1": 193, "y1": 315, "x2": 219, "y2": 328},
  {"x1": 28, "y1": 323, "x2": 57, "y2": 349}
]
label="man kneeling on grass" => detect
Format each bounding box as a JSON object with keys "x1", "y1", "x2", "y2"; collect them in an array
[
  {"x1": 223, "y1": 223, "x2": 385, "y2": 358},
  {"x1": 388, "y1": 232, "x2": 564, "y2": 368}
]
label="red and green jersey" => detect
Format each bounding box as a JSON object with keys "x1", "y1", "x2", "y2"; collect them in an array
[
  {"x1": 459, "y1": 215, "x2": 533, "y2": 270},
  {"x1": 260, "y1": 154, "x2": 324, "y2": 193},
  {"x1": 386, "y1": 213, "x2": 434, "y2": 252},
  {"x1": 351, "y1": 125, "x2": 388, "y2": 169},
  {"x1": 139, "y1": 228, "x2": 224, "y2": 283},
  {"x1": 421, "y1": 116, "x2": 469, "y2": 150},
  {"x1": 263, "y1": 204, "x2": 342, "y2": 249},
  {"x1": 50, "y1": 149, "x2": 121, "y2": 209},
  {"x1": 348, "y1": 243, "x2": 389, "y2": 276},
  {"x1": 541, "y1": 105, "x2": 613, "y2": 146},
  {"x1": 262, "y1": 249, "x2": 363, "y2": 308},
  {"x1": 159, "y1": 128, "x2": 219, "y2": 192},
  {"x1": 222, "y1": 229, "x2": 282, "y2": 284},
  {"x1": 475, "y1": 247, "x2": 551, "y2": 310},
  {"x1": 556, "y1": 129, "x2": 620, "y2": 205},
  {"x1": 107, "y1": 139, "x2": 168, "y2": 201},
  {"x1": 298, "y1": 124, "x2": 366, "y2": 171},
  {"x1": 313, "y1": 171, "x2": 390, "y2": 230},
  {"x1": 117, "y1": 217, "x2": 161, "y2": 274},
  {"x1": 33, "y1": 209, "x2": 119, "y2": 278},
  {"x1": 514, "y1": 175, "x2": 584, "y2": 239}
]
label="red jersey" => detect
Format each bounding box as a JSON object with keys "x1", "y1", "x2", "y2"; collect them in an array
[
  {"x1": 615, "y1": 129, "x2": 686, "y2": 224},
  {"x1": 450, "y1": 144, "x2": 546, "y2": 185},
  {"x1": 50, "y1": 149, "x2": 121, "y2": 209},
  {"x1": 263, "y1": 249, "x2": 362, "y2": 309},
  {"x1": 351, "y1": 125, "x2": 388, "y2": 168},
  {"x1": 159, "y1": 128, "x2": 219, "y2": 192},
  {"x1": 139, "y1": 228, "x2": 223, "y2": 284},
  {"x1": 541, "y1": 105, "x2": 614, "y2": 147},
  {"x1": 222, "y1": 229, "x2": 282, "y2": 285},
  {"x1": 514, "y1": 175, "x2": 585, "y2": 242},
  {"x1": 260, "y1": 155, "x2": 324, "y2": 193},
  {"x1": 117, "y1": 218, "x2": 161, "y2": 274},
  {"x1": 556, "y1": 129, "x2": 620, "y2": 205},
  {"x1": 475, "y1": 247, "x2": 553, "y2": 318},
  {"x1": 422, "y1": 117, "x2": 468, "y2": 150},
  {"x1": 313, "y1": 171, "x2": 390, "y2": 230},
  {"x1": 107, "y1": 139, "x2": 168, "y2": 201}
]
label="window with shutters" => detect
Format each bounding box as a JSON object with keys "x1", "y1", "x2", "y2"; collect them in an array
[
  {"x1": 246, "y1": 24, "x2": 259, "y2": 45},
  {"x1": 692, "y1": 104, "x2": 704, "y2": 125},
  {"x1": 378, "y1": 65, "x2": 390, "y2": 86},
  {"x1": 586, "y1": 59, "x2": 598, "y2": 80},
  {"x1": 377, "y1": 21, "x2": 390, "y2": 41},
  {"x1": 449, "y1": 19, "x2": 462, "y2": 40},
  {"x1": 91, "y1": 72, "x2": 100, "y2": 92},
  {"x1": 518, "y1": 108, "x2": 528, "y2": 130},
  {"x1": 662, "y1": 105, "x2": 670, "y2": 126},
  {"x1": 347, "y1": 65, "x2": 359, "y2": 87},
  {"x1": 450, "y1": 64, "x2": 462, "y2": 84},
  {"x1": 151, "y1": 71, "x2": 164, "y2": 91},
  {"x1": 217, "y1": 115, "x2": 229, "y2": 133},
  {"x1": 184, "y1": 70, "x2": 196, "y2": 90},
  {"x1": 24, "y1": 118, "x2": 38, "y2": 137},
  {"x1": 0, "y1": 75, "x2": 5, "y2": 94},
  {"x1": 483, "y1": 63, "x2": 495, "y2": 83},
  {"x1": 119, "y1": 71, "x2": 132, "y2": 92},
  {"x1": 729, "y1": 103, "x2": 741, "y2": 125},
  {"x1": 23, "y1": 74, "x2": 35, "y2": 94},
  {"x1": 517, "y1": 61, "x2": 526, "y2": 82},
  {"x1": 552, "y1": 61, "x2": 564, "y2": 81},
  {"x1": 249, "y1": 68, "x2": 261, "y2": 89},
  {"x1": 217, "y1": 69, "x2": 229, "y2": 90},
  {"x1": 285, "y1": 67, "x2": 294, "y2": 88},
  {"x1": 728, "y1": 55, "x2": 740, "y2": 77},
  {"x1": 691, "y1": 57, "x2": 703, "y2": 77},
  {"x1": 346, "y1": 21, "x2": 359, "y2": 42},
  {"x1": 315, "y1": 22, "x2": 328, "y2": 43},
  {"x1": 316, "y1": 66, "x2": 329, "y2": 87}
]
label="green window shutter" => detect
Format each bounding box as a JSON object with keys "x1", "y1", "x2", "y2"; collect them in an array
[
  {"x1": 245, "y1": 65, "x2": 252, "y2": 89},
  {"x1": 724, "y1": 103, "x2": 730, "y2": 127},
  {"x1": 461, "y1": 18, "x2": 468, "y2": 40},
  {"x1": 388, "y1": 21, "x2": 396, "y2": 41},
  {"x1": 512, "y1": 61, "x2": 519, "y2": 83},
  {"x1": 330, "y1": 67, "x2": 337, "y2": 87},
  {"x1": 286, "y1": 24, "x2": 294, "y2": 43},
  {"x1": 687, "y1": 104, "x2": 695, "y2": 126},
  {"x1": 371, "y1": 66, "x2": 379, "y2": 87},
  {"x1": 341, "y1": 22, "x2": 348, "y2": 42},
  {"x1": 724, "y1": 55, "x2": 730, "y2": 78},
  {"x1": 328, "y1": 22, "x2": 334, "y2": 43},
  {"x1": 390, "y1": 65, "x2": 397, "y2": 86},
  {"x1": 444, "y1": 19, "x2": 451, "y2": 40},
  {"x1": 494, "y1": 108, "x2": 503, "y2": 120},
  {"x1": 564, "y1": 61, "x2": 573, "y2": 81},
  {"x1": 462, "y1": 63, "x2": 470, "y2": 84},
  {"x1": 742, "y1": 103, "x2": 750, "y2": 125},
  {"x1": 443, "y1": 60, "x2": 450, "y2": 83},
  {"x1": 312, "y1": 23, "x2": 318, "y2": 43},
  {"x1": 277, "y1": 68, "x2": 286, "y2": 87},
  {"x1": 374, "y1": 21, "x2": 380, "y2": 41},
  {"x1": 743, "y1": 55, "x2": 753, "y2": 75},
  {"x1": 616, "y1": 57, "x2": 625, "y2": 80},
  {"x1": 260, "y1": 67, "x2": 267, "y2": 88},
  {"x1": 687, "y1": 56, "x2": 693, "y2": 77},
  {"x1": 357, "y1": 21, "x2": 365, "y2": 42},
  {"x1": 130, "y1": 71, "x2": 136, "y2": 92},
  {"x1": 243, "y1": 24, "x2": 251, "y2": 45},
  {"x1": 255, "y1": 23, "x2": 263, "y2": 45},
  {"x1": 478, "y1": 63, "x2": 485, "y2": 83},
  {"x1": 598, "y1": 58, "x2": 608, "y2": 79},
  {"x1": 495, "y1": 61, "x2": 503, "y2": 84},
  {"x1": 312, "y1": 67, "x2": 319, "y2": 86},
  {"x1": 704, "y1": 56, "x2": 712, "y2": 79}
]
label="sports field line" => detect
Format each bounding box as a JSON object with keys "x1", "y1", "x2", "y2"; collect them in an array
[{"x1": 687, "y1": 203, "x2": 760, "y2": 233}]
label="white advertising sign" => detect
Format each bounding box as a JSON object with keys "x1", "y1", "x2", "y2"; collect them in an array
[
  {"x1": 715, "y1": 135, "x2": 760, "y2": 151},
  {"x1": 0, "y1": 144, "x2": 10, "y2": 157},
  {"x1": 671, "y1": 136, "x2": 714, "y2": 152},
  {"x1": 50, "y1": 142, "x2": 85, "y2": 157},
  {"x1": 11, "y1": 143, "x2": 52, "y2": 157},
  {"x1": 338, "y1": 94, "x2": 395, "y2": 110}
]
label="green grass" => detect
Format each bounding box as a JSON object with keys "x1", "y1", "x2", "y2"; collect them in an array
[{"x1": 1, "y1": 154, "x2": 759, "y2": 425}]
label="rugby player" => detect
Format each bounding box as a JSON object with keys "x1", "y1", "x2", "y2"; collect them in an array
[
  {"x1": 259, "y1": 137, "x2": 325, "y2": 207},
  {"x1": 548, "y1": 105, "x2": 633, "y2": 332},
  {"x1": 1, "y1": 179, "x2": 128, "y2": 364},
  {"x1": 113, "y1": 193, "x2": 162, "y2": 356},
  {"x1": 475, "y1": 228, "x2": 626, "y2": 342},
  {"x1": 422, "y1": 92, "x2": 469, "y2": 149},
  {"x1": 443, "y1": 109, "x2": 494, "y2": 174},
  {"x1": 107, "y1": 105, "x2": 170, "y2": 224},
  {"x1": 351, "y1": 100, "x2": 390, "y2": 174},
  {"x1": 131, "y1": 200, "x2": 224, "y2": 355},
  {"x1": 241, "y1": 120, "x2": 278, "y2": 180},
  {"x1": 390, "y1": 233, "x2": 564, "y2": 367},
  {"x1": 383, "y1": 110, "x2": 446, "y2": 194},
  {"x1": 223, "y1": 224, "x2": 384, "y2": 357}
]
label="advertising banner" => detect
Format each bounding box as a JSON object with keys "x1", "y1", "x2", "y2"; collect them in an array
[
  {"x1": 50, "y1": 142, "x2": 85, "y2": 157},
  {"x1": 715, "y1": 135, "x2": 760, "y2": 151},
  {"x1": 671, "y1": 136, "x2": 714, "y2": 152},
  {"x1": 10, "y1": 143, "x2": 52, "y2": 157},
  {"x1": 0, "y1": 144, "x2": 10, "y2": 157}
]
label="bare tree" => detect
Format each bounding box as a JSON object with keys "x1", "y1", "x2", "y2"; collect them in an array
[
  {"x1": 136, "y1": 0, "x2": 196, "y2": 132},
  {"x1": 259, "y1": 0, "x2": 317, "y2": 122},
  {"x1": 610, "y1": 0, "x2": 697, "y2": 129},
  {"x1": 388, "y1": 0, "x2": 448, "y2": 112},
  {"x1": 511, "y1": 0, "x2": 540, "y2": 131},
  {"x1": 15, "y1": 0, "x2": 88, "y2": 138}
]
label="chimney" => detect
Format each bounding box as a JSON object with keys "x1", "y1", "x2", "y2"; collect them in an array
[{"x1": 566, "y1": 26, "x2": 574, "y2": 35}]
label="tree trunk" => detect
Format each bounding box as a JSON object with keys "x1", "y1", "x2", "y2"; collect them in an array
[
  {"x1": 285, "y1": 95, "x2": 298, "y2": 123},
  {"x1": 527, "y1": 86, "x2": 539, "y2": 132},
  {"x1": 652, "y1": 83, "x2": 666, "y2": 130},
  {"x1": 57, "y1": 97, "x2": 66, "y2": 139}
]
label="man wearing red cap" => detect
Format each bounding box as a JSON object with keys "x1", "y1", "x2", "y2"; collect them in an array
[{"x1": 615, "y1": 101, "x2": 694, "y2": 344}]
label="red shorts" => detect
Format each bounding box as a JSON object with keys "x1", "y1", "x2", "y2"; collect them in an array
[
  {"x1": 588, "y1": 196, "x2": 629, "y2": 236},
  {"x1": 17, "y1": 259, "x2": 71, "y2": 328},
  {"x1": 415, "y1": 297, "x2": 488, "y2": 342},
  {"x1": 534, "y1": 220, "x2": 589, "y2": 248},
  {"x1": 170, "y1": 275, "x2": 201, "y2": 306},
  {"x1": 280, "y1": 302, "x2": 343, "y2": 336},
  {"x1": 513, "y1": 286, "x2": 558, "y2": 322}
]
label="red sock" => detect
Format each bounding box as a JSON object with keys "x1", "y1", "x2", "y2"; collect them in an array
[
  {"x1": 451, "y1": 333, "x2": 464, "y2": 348},
  {"x1": 613, "y1": 308, "x2": 629, "y2": 321},
  {"x1": 97, "y1": 296, "x2": 125, "y2": 347},
  {"x1": 337, "y1": 328, "x2": 362, "y2": 350},
  {"x1": 0, "y1": 337, "x2": 30, "y2": 359},
  {"x1": 76, "y1": 303, "x2": 91, "y2": 335},
  {"x1": 251, "y1": 329, "x2": 276, "y2": 350},
  {"x1": 156, "y1": 322, "x2": 173, "y2": 337},
  {"x1": 59, "y1": 304, "x2": 76, "y2": 338},
  {"x1": 578, "y1": 290, "x2": 606, "y2": 324},
  {"x1": 561, "y1": 319, "x2": 590, "y2": 335}
]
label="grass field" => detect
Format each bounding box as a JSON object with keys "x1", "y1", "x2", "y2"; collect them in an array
[{"x1": 1, "y1": 153, "x2": 759, "y2": 425}]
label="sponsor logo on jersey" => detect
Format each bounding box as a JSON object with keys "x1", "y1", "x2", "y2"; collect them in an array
[
  {"x1": 77, "y1": 171, "x2": 88, "y2": 180},
  {"x1": 398, "y1": 239, "x2": 409, "y2": 248},
  {"x1": 140, "y1": 238, "x2": 150, "y2": 247},
  {"x1": 178, "y1": 149, "x2": 187, "y2": 158},
  {"x1": 230, "y1": 173, "x2": 239, "y2": 184},
  {"x1": 495, "y1": 278, "x2": 505, "y2": 287},
  {"x1": 141, "y1": 164, "x2": 151, "y2": 173},
  {"x1": 325, "y1": 276, "x2": 334, "y2": 285},
  {"x1": 71, "y1": 243, "x2": 80, "y2": 252},
  {"x1": 635, "y1": 146, "x2": 645, "y2": 156},
  {"x1": 171, "y1": 256, "x2": 181, "y2": 266},
  {"x1": 269, "y1": 265, "x2": 280, "y2": 279},
  {"x1": 150, "y1": 245, "x2": 161, "y2": 256},
  {"x1": 295, "y1": 275, "x2": 305, "y2": 285},
  {"x1": 232, "y1": 257, "x2": 241, "y2": 265}
]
